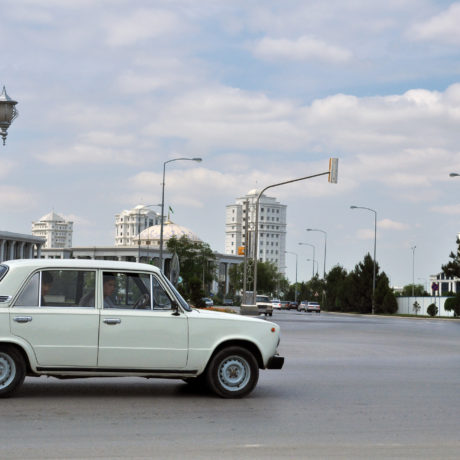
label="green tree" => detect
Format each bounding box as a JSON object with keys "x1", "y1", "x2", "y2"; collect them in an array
[
  {"x1": 444, "y1": 293, "x2": 460, "y2": 316},
  {"x1": 442, "y1": 236, "x2": 460, "y2": 278},
  {"x1": 325, "y1": 265, "x2": 348, "y2": 309},
  {"x1": 399, "y1": 284, "x2": 426, "y2": 297},
  {"x1": 166, "y1": 236, "x2": 216, "y2": 300}
]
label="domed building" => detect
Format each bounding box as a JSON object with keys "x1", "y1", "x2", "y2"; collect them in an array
[{"x1": 134, "y1": 220, "x2": 201, "y2": 247}]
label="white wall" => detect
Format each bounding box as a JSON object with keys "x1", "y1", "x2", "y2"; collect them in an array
[{"x1": 396, "y1": 296, "x2": 455, "y2": 317}]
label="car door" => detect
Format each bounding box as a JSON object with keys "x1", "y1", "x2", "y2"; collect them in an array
[
  {"x1": 10, "y1": 269, "x2": 99, "y2": 367},
  {"x1": 97, "y1": 271, "x2": 188, "y2": 370}
]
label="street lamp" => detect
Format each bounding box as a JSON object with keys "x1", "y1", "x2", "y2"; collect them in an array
[
  {"x1": 159, "y1": 157, "x2": 202, "y2": 270},
  {"x1": 306, "y1": 258, "x2": 318, "y2": 275},
  {"x1": 350, "y1": 205, "x2": 377, "y2": 314},
  {"x1": 449, "y1": 173, "x2": 460, "y2": 177},
  {"x1": 251, "y1": 159, "x2": 338, "y2": 305},
  {"x1": 298, "y1": 242, "x2": 316, "y2": 277},
  {"x1": 411, "y1": 246, "x2": 416, "y2": 297},
  {"x1": 306, "y1": 228, "x2": 327, "y2": 278},
  {"x1": 285, "y1": 251, "x2": 298, "y2": 303},
  {"x1": 0, "y1": 86, "x2": 18, "y2": 146}
]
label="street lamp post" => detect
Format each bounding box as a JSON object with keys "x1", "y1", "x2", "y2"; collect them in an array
[
  {"x1": 298, "y1": 242, "x2": 316, "y2": 277},
  {"x1": 251, "y1": 159, "x2": 338, "y2": 305},
  {"x1": 285, "y1": 251, "x2": 298, "y2": 303},
  {"x1": 350, "y1": 205, "x2": 377, "y2": 314},
  {"x1": 0, "y1": 86, "x2": 18, "y2": 146},
  {"x1": 411, "y1": 246, "x2": 416, "y2": 297},
  {"x1": 306, "y1": 258, "x2": 318, "y2": 275},
  {"x1": 159, "y1": 157, "x2": 202, "y2": 271},
  {"x1": 449, "y1": 173, "x2": 459, "y2": 177},
  {"x1": 306, "y1": 228, "x2": 327, "y2": 278}
]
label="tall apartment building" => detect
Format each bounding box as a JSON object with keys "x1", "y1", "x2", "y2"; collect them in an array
[
  {"x1": 31, "y1": 211, "x2": 73, "y2": 248},
  {"x1": 225, "y1": 189, "x2": 287, "y2": 273},
  {"x1": 115, "y1": 205, "x2": 161, "y2": 246}
]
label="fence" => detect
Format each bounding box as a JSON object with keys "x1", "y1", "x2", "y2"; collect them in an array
[{"x1": 396, "y1": 296, "x2": 454, "y2": 317}]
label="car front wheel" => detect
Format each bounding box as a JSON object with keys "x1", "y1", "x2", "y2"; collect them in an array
[
  {"x1": 0, "y1": 347, "x2": 26, "y2": 398},
  {"x1": 206, "y1": 346, "x2": 259, "y2": 398}
]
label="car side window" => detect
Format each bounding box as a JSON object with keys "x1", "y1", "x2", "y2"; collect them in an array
[
  {"x1": 14, "y1": 273, "x2": 40, "y2": 307},
  {"x1": 102, "y1": 272, "x2": 151, "y2": 310},
  {"x1": 152, "y1": 276, "x2": 172, "y2": 310},
  {"x1": 40, "y1": 270, "x2": 96, "y2": 307}
]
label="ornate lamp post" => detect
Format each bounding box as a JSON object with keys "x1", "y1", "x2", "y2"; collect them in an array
[{"x1": 0, "y1": 86, "x2": 18, "y2": 146}]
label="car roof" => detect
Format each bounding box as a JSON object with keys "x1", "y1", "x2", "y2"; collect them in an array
[{"x1": 3, "y1": 258, "x2": 161, "y2": 273}]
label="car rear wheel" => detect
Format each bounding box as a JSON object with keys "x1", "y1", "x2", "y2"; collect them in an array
[
  {"x1": 206, "y1": 346, "x2": 259, "y2": 398},
  {"x1": 0, "y1": 347, "x2": 26, "y2": 398}
]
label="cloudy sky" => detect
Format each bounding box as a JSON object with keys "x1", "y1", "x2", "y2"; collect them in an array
[{"x1": 2, "y1": 0, "x2": 460, "y2": 288}]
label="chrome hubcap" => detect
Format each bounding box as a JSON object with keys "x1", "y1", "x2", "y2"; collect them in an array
[
  {"x1": 218, "y1": 356, "x2": 250, "y2": 392},
  {"x1": 0, "y1": 353, "x2": 15, "y2": 389}
]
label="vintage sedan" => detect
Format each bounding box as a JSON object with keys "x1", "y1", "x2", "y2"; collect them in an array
[{"x1": 0, "y1": 260, "x2": 283, "y2": 399}]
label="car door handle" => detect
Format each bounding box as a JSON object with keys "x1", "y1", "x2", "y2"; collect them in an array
[
  {"x1": 103, "y1": 318, "x2": 121, "y2": 325},
  {"x1": 13, "y1": 316, "x2": 33, "y2": 323}
]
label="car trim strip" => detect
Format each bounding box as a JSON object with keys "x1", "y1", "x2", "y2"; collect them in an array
[{"x1": 36, "y1": 367, "x2": 198, "y2": 374}]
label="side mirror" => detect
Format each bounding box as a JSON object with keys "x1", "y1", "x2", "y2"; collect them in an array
[{"x1": 171, "y1": 300, "x2": 180, "y2": 316}]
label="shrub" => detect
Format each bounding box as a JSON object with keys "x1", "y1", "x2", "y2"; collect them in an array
[
  {"x1": 427, "y1": 303, "x2": 438, "y2": 317},
  {"x1": 444, "y1": 294, "x2": 460, "y2": 316}
]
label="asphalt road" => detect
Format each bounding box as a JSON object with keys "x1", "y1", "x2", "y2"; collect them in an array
[{"x1": 1, "y1": 311, "x2": 459, "y2": 459}]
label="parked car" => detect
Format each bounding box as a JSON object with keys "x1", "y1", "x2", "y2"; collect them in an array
[
  {"x1": 201, "y1": 297, "x2": 214, "y2": 307},
  {"x1": 0, "y1": 259, "x2": 284, "y2": 398},
  {"x1": 271, "y1": 299, "x2": 282, "y2": 309},
  {"x1": 223, "y1": 298, "x2": 233, "y2": 306},
  {"x1": 287, "y1": 301, "x2": 298, "y2": 310},
  {"x1": 256, "y1": 295, "x2": 273, "y2": 317},
  {"x1": 298, "y1": 301, "x2": 308, "y2": 312}
]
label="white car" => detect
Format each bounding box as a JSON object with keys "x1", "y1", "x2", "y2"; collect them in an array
[
  {"x1": 271, "y1": 299, "x2": 282, "y2": 309},
  {"x1": 0, "y1": 259, "x2": 284, "y2": 398}
]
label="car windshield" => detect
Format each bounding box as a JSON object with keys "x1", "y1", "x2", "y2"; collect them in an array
[
  {"x1": 0, "y1": 265, "x2": 8, "y2": 282},
  {"x1": 256, "y1": 296, "x2": 270, "y2": 302},
  {"x1": 162, "y1": 275, "x2": 192, "y2": 312}
]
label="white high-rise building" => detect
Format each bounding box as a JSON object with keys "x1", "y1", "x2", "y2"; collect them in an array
[
  {"x1": 115, "y1": 205, "x2": 161, "y2": 246},
  {"x1": 31, "y1": 211, "x2": 73, "y2": 248},
  {"x1": 225, "y1": 189, "x2": 287, "y2": 273}
]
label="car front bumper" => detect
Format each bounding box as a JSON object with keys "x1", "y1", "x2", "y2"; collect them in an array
[{"x1": 267, "y1": 355, "x2": 284, "y2": 369}]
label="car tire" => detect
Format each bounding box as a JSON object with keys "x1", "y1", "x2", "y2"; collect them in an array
[
  {"x1": 206, "y1": 346, "x2": 259, "y2": 399},
  {"x1": 0, "y1": 346, "x2": 26, "y2": 398}
]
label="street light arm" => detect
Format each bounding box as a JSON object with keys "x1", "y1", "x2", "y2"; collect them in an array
[{"x1": 252, "y1": 168, "x2": 332, "y2": 305}]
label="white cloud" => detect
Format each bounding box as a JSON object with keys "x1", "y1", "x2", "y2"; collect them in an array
[
  {"x1": 409, "y1": 3, "x2": 460, "y2": 45},
  {"x1": 253, "y1": 35, "x2": 353, "y2": 63},
  {"x1": 378, "y1": 219, "x2": 409, "y2": 231},
  {"x1": 104, "y1": 9, "x2": 182, "y2": 46},
  {"x1": 431, "y1": 204, "x2": 460, "y2": 215},
  {"x1": 0, "y1": 185, "x2": 36, "y2": 210}
]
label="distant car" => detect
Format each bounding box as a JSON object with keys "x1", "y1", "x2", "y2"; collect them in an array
[
  {"x1": 223, "y1": 298, "x2": 233, "y2": 306},
  {"x1": 256, "y1": 295, "x2": 273, "y2": 317},
  {"x1": 202, "y1": 297, "x2": 214, "y2": 307},
  {"x1": 298, "y1": 301, "x2": 320, "y2": 313},
  {"x1": 271, "y1": 299, "x2": 282, "y2": 309},
  {"x1": 287, "y1": 301, "x2": 298, "y2": 310},
  {"x1": 280, "y1": 301, "x2": 289, "y2": 310},
  {"x1": 306, "y1": 301, "x2": 321, "y2": 313}
]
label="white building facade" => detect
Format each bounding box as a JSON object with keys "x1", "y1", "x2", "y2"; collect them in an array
[
  {"x1": 115, "y1": 205, "x2": 161, "y2": 246},
  {"x1": 225, "y1": 189, "x2": 287, "y2": 273},
  {"x1": 31, "y1": 211, "x2": 73, "y2": 249}
]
